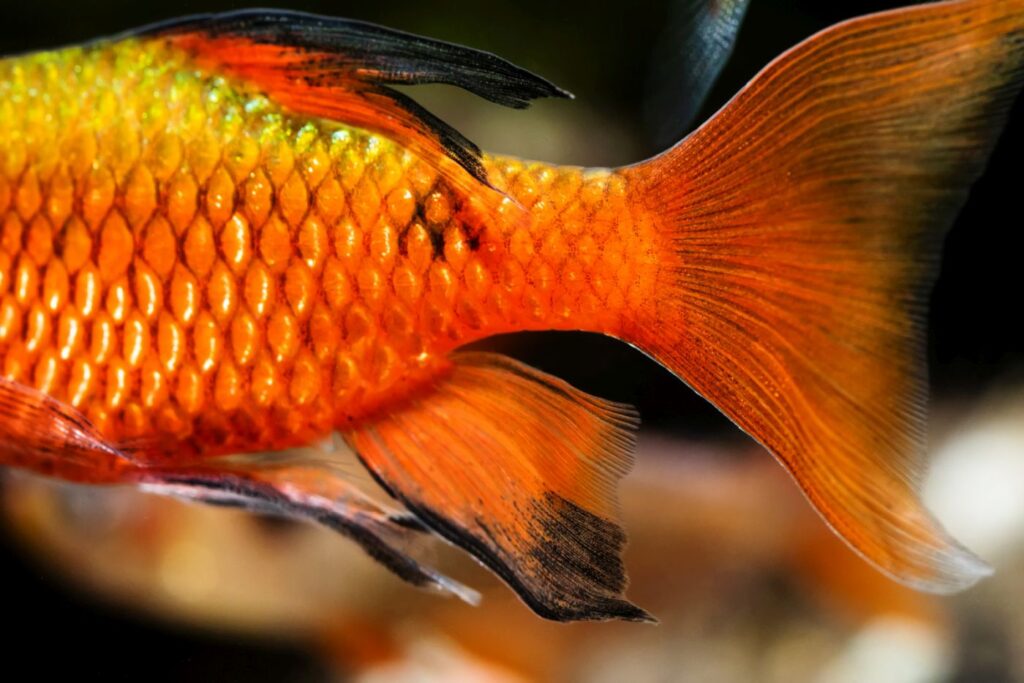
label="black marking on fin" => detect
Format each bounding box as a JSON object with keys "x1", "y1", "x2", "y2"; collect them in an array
[
  {"x1": 139, "y1": 9, "x2": 572, "y2": 106},
  {"x1": 386, "y1": 491, "x2": 654, "y2": 623},
  {"x1": 132, "y1": 10, "x2": 570, "y2": 187}
]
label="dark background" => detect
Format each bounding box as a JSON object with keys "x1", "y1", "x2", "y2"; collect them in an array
[{"x1": 0, "y1": 0, "x2": 1020, "y2": 679}]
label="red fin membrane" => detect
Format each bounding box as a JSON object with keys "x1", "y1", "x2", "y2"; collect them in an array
[
  {"x1": 345, "y1": 352, "x2": 650, "y2": 623},
  {"x1": 138, "y1": 10, "x2": 569, "y2": 194},
  {"x1": 0, "y1": 378, "x2": 128, "y2": 481},
  {"x1": 627, "y1": 0, "x2": 1024, "y2": 593},
  {"x1": 137, "y1": 458, "x2": 479, "y2": 604}
]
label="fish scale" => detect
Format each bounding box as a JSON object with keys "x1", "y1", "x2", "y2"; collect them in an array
[{"x1": 0, "y1": 39, "x2": 655, "y2": 461}]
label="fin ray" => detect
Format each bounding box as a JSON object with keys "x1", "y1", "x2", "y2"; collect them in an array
[
  {"x1": 345, "y1": 352, "x2": 651, "y2": 622},
  {"x1": 627, "y1": 0, "x2": 1024, "y2": 593}
]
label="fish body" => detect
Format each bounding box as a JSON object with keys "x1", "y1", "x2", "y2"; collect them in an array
[
  {"x1": 0, "y1": 1, "x2": 1022, "y2": 621},
  {"x1": 0, "y1": 38, "x2": 653, "y2": 467}
]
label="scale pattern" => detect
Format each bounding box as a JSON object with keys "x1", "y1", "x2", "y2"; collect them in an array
[{"x1": 0, "y1": 39, "x2": 659, "y2": 459}]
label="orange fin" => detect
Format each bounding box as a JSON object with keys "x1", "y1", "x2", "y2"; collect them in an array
[
  {"x1": 344, "y1": 352, "x2": 651, "y2": 622},
  {"x1": 138, "y1": 10, "x2": 569, "y2": 193},
  {"x1": 137, "y1": 456, "x2": 479, "y2": 605},
  {"x1": 0, "y1": 378, "x2": 128, "y2": 480},
  {"x1": 626, "y1": 0, "x2": 1024, "y2": 593}
]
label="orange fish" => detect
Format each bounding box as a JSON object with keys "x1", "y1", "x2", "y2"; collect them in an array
[{"x1": 0, "y1": 0, "x2": 1021, "y2": 621}]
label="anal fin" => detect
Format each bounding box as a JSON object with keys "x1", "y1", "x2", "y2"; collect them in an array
[{"x1": 345, "y1": 352, "x2": 651, "y2": 623}]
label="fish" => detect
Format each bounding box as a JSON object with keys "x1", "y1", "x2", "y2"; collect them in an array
[{"x1": 0, "y1": 0, "x2": 1021, "y2": 622}]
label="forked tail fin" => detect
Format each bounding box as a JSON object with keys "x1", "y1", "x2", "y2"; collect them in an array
[{"x1": 625, "y1": 0, "x2": 1024, "y2": 593}]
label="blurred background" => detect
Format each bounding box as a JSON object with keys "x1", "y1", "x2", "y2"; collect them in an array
[{"x1": 1, "y1": 0, "x2": 1022, "y2": 680}]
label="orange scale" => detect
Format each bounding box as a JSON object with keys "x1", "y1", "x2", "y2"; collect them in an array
[
  {"x1": 45, "y1": 168, "x2": 74, "y2": 229},
  {"x1": 344, "y1": 303, "x2": 375, "y2": 345},
  {"x1": 175, "y1": 363, "x2": 206, "y2": 415},
  {"x1": 56, "y1": 308, "x2": 83, "y2": 361},
  {"x1": 121, "y1": 402, "x2": 149, "y2": 439},
  {"x1": 184, "y1": 215, "x2": 217, "y2": 278},
  {"x1": 204, "y1": 166, "x2": 236, "y2": 228},
  {"x1": 146, "y1": 133, "x2": 183, "y2": 183},
  {"x1": 350, "y1": 176, "x2": 381, "y2": 230},
  {"x1": 123, "y1": 164, "x2": 157, "y2": 229},
  {"x1": 242, "y1": 168, "x2": 273, "y2": 228},
  {"x1": 1, "y1": 213, "x2": 22, "y2": 257},
  {"x1": 104, "y1": 358, "x2": 131, "y2": 410},
  {"x1": 26, "y1": 214, "x2": 53, "y2": 266},
  {"x1": 428, "y1": 262, "x2": 457, "y2": 306},
  {"x1": 133, "y1": 264, "x2": 163, "y2": 323},
  {"x1": 63, "y1": 131, "x2": 98, "y2": 182},
  {"x1": 386, "y1": 185, "x2": 416, "y2": 228},
  {"x1": 521, "y1": 289, "x2": 550, "y2": 323},
  {"x1": 463, "y1": 257, "x2": 492, "y2": 300},
  {"x1": 284, "y1": 261, "x2": 315, "y2": 321},
  {"x1": 243, "y1": 261, "x2": 275, "y2": 319},
  {"x1": 356, "y1": 264, "x2": 386, "y2": 310},
  {"x1": 314, "y1": 175, "x2": 346, "y2": 223},
  {"x1": 392, "y1": 264, "x2": 422, "y2": 306},
  {"x1": 222, "y1": 135, "x2": 260, "y2": 183},
  {"x1": 0, "y1": 251, "x2": 9, "y2": 297},
  {"x1": 289, "y1": 350, "x2": 321, "y2": 406},
  {"x1": 207, "y1": 261, "x2": 238, "y2": 325},
  {"x1": 33, "y1": 348, "x2": 63, "y2": 396},
  {"x1": 67, "y1": 358, "x2": 96, "y2": 409},
  {"x1": 278, "y1": 171, "x2": 310, "y2": 228},
  {"x1": 89, "y1": 313, "x2": 116, "y2": 364},
  {"x1": 14, "y1": 256, "x2": 39, "y2": 306},
  {"x1": 14, "y1": 167, "x2": 42, "y2": 222},
  {"x1": 301, "y1": 144, "x2": 331, "y2": 188},
  {"x1": 298, "y1": 214, "x2": 328, "y2": 271},
  {"x1": 155, "y1": 403, "x2": 190, "y2": 439},
  {"x1": 404, "y1": 222, "x2": 433, "y2": 274},
  {"x1": 170, "y1": 266, "x2": 200, "y2": 327},
  {"x1": 258, "y1": 213, "x2": 292, "y2": 274},
  {"x1": 187, "y1": 132, "x2": 222, "y2": 185},
  {"x1": 42, "y1": 260, "x2": 69, "y2": 314},
  {"x1": 97, "y1": 211, "x2": 133, "y2": 283},
  {"x1": 250, "y1": 354, "x2": 280, "y2": 408},
  {"x1": 229, "y1": 309, "x2": 260, "y2": 367},
  {"x1": 2, "y1": 343, "x2": 31, "y2": 382},
  {"x1": 157, "y1": 312, "x2": 185, "y2": 375},
  {"x1": 333, "y1": 217, "x2": 363, "y2": 265},
  {"x1": 266, "y1": 308, "x2": 300, "y2": 363},
  {"x1": 141, "y1": 215, "x2": 176, "y2": 281},
  {"x1": 73, "y1": 265, "x2": 101, "y2": 319},
  {"x1": 193, "y1": 312, "x2": 224, "y2": 374},
  {"x1": 220, "y1": 213, "x2": 253, "y2": 276},
  {"x1": 213, "y1": 360, "x2": 244, "y2": 412},
  {"x1": 165, "y1": 169, "x2": 199, "y2": 234},
  {"x1": 122, "y1": 313, "x2": 150, "y2": 369},
  {"x1": 309, "y1": 303, "x2": 340, "y2": 362},
  {"x1": 85, "y1": 405, "x2": 111, "y2": 441},
  {"x1": 263, "y1": 137, "x2": 295, "y2": 187},
  {"x1": 105, "y1": 277, "x2": 131, "y2": 324},
  {"x1": 369, "y1": 221, "x2": 399, "y2": 271}
]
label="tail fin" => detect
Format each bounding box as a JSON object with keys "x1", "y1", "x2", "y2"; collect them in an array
[{"x1": 625, "y1": 0, "x2": 1024, "y2": 593}]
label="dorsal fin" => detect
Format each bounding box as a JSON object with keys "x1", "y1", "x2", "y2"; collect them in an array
[{"x1": 135, "y1": 10, "x2": 571, "y2": 192}]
